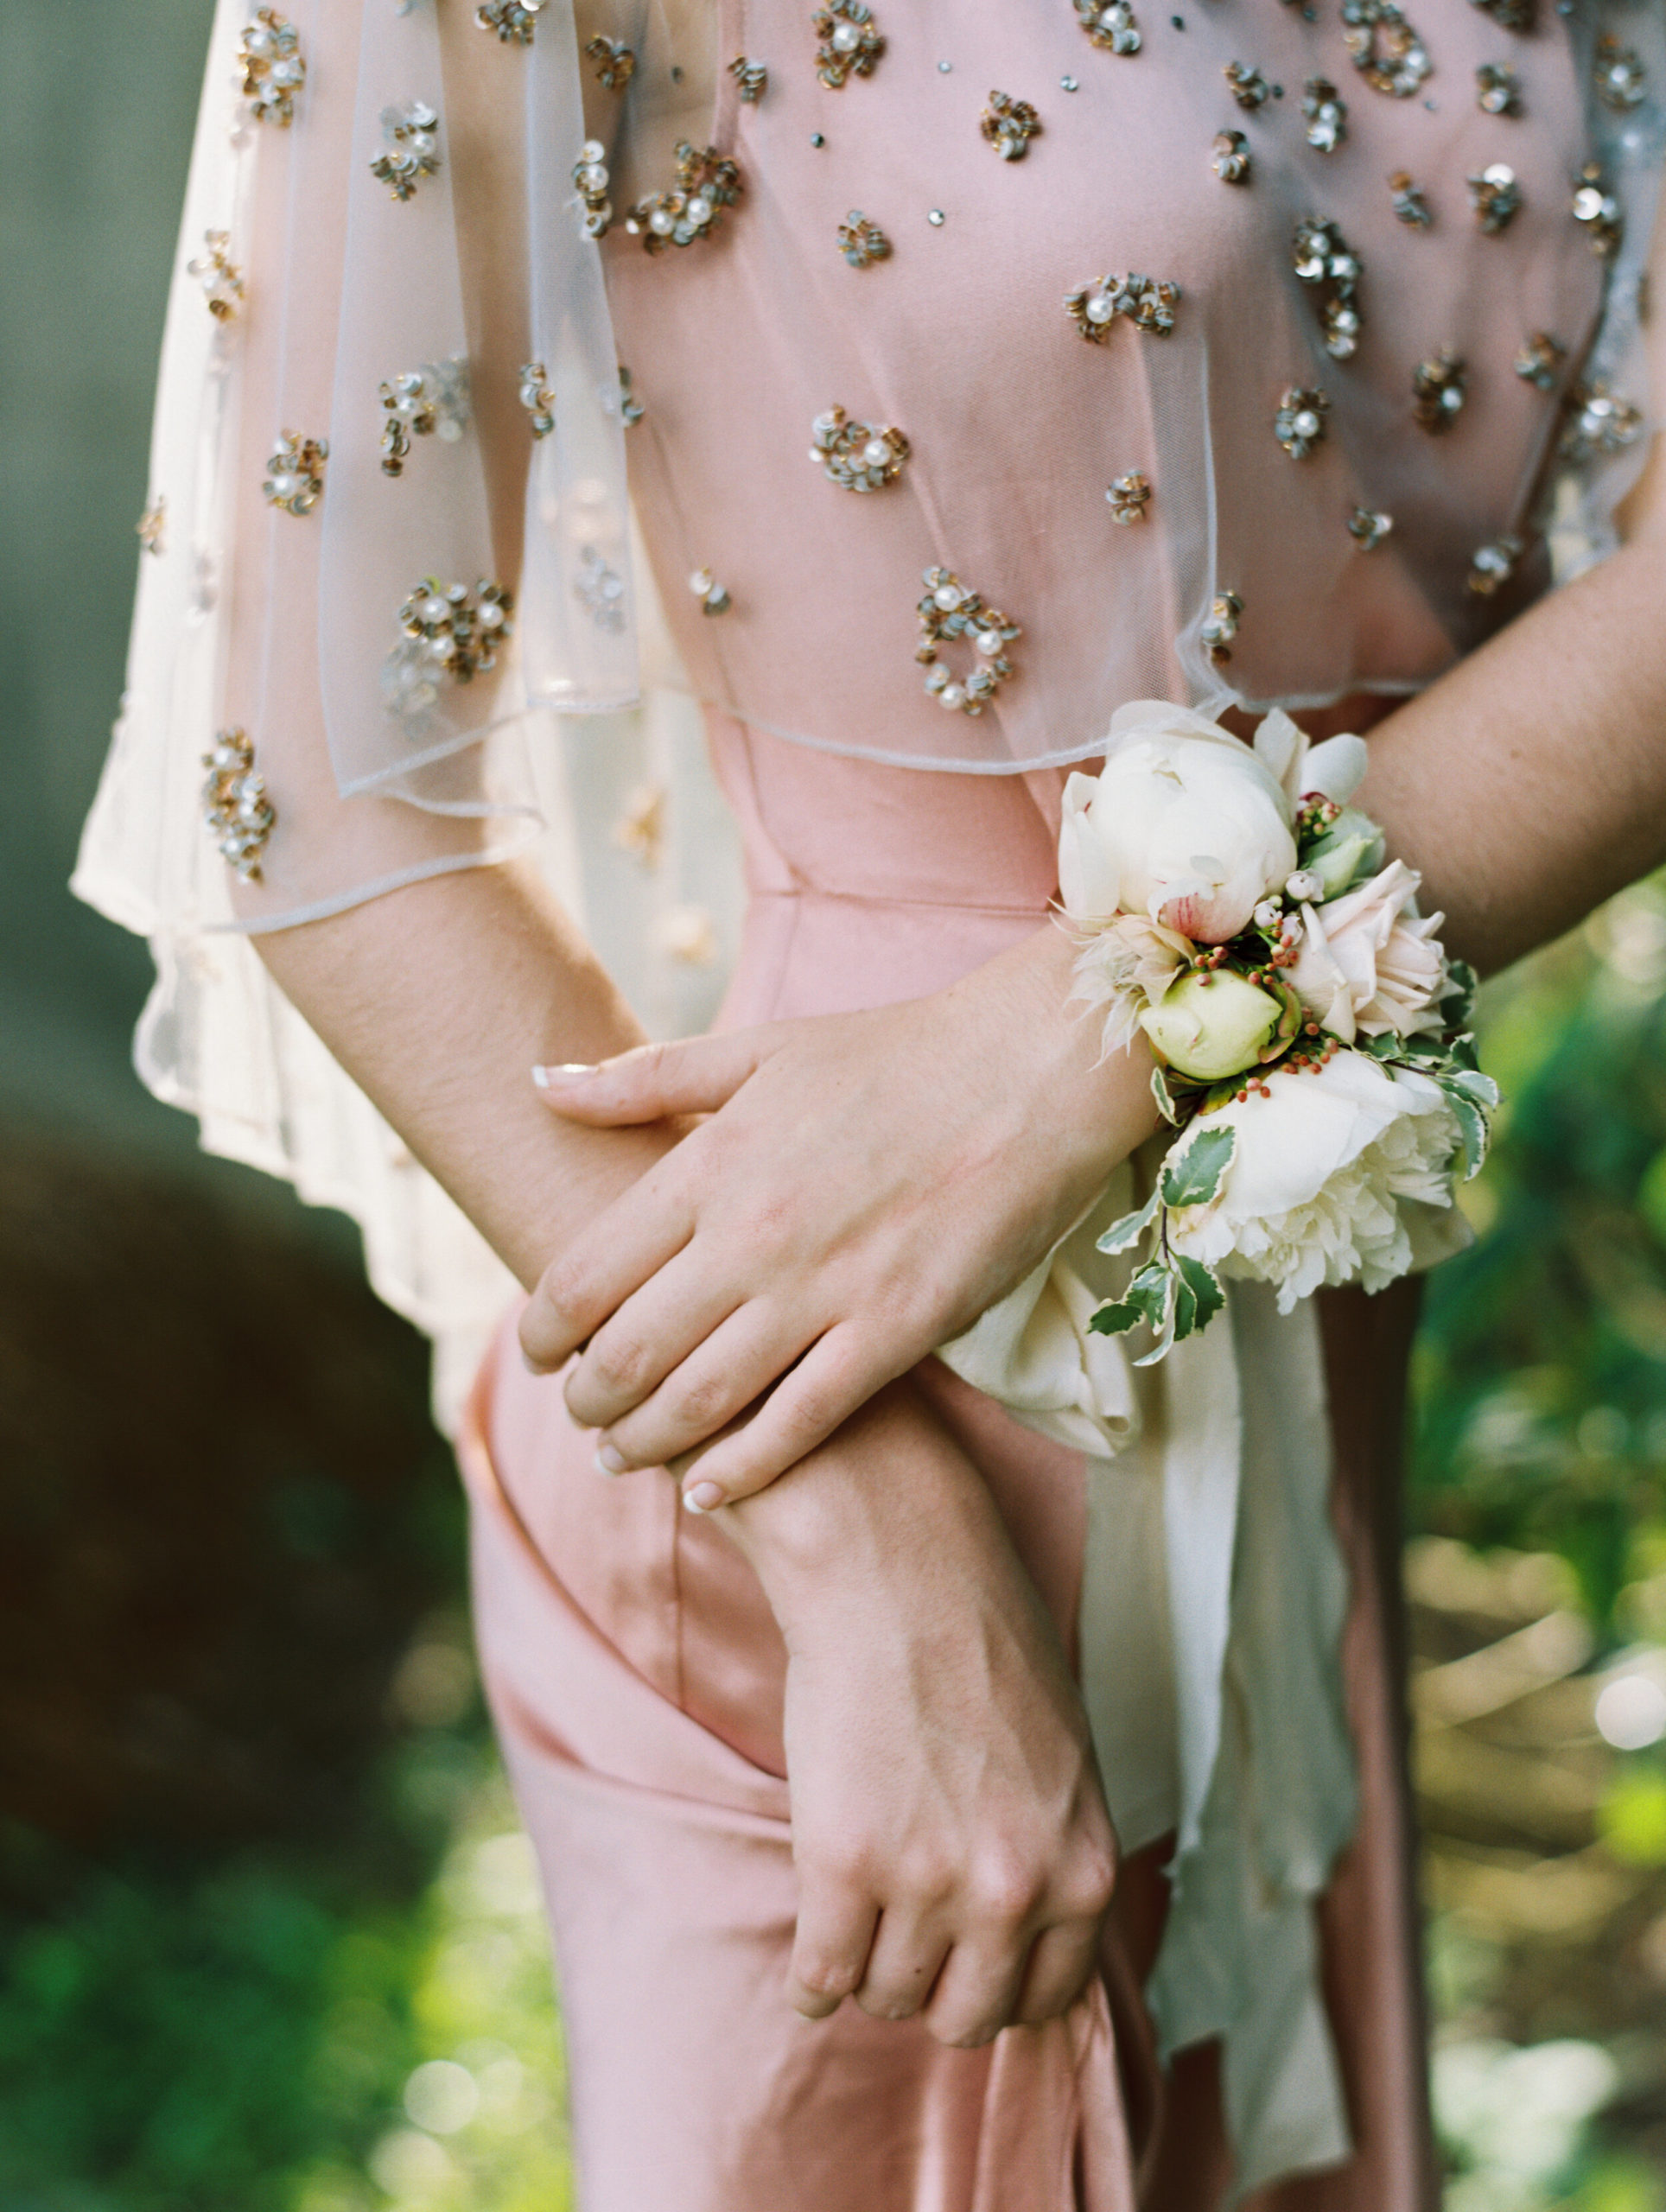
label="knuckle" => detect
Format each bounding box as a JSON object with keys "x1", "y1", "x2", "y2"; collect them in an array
[
  {"x1": 586, "y1": 1334, "x2": 650, "y2": 1396},
  {"x1": 668, "y1": 1370, "x2": 730, "y2": 1433},
  {"x1": 795, "y1": 1953, "x2": 862, "y2": 2001},
  {"x1": 970, "y1": 1848, "x2": 1043, "y2": 1929}
]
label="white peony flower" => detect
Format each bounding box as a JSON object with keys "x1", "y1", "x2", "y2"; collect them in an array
[
  {"x1": 1070, "y1": 912, "x2": 1195, "y2": 1053},
  {"x1": 1059, "y1": 701, "x2": 1297, "y2": 944},
  {"x1": 1250, "y1": 705, "x2": 1369, "y2": 814},
  {"x1": 1287, "y1": 858, "x2": 1451, "y2": 1045},
  {"x1": 1165, "y1": 1050, "x2": 1466, "y2": 1312}
]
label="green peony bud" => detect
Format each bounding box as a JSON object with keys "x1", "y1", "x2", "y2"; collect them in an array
[
  {"x1": 1303, "y1": 809, "x2": 1386, "y2": 900},
  {"x1": 1138, "y1": 969, "x2": 1288, "y2": 1082}
]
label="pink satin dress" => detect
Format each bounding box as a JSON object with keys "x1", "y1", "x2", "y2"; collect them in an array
[
  {"x1": 459, "y1": 0, "x2": 1608, "y2": 2200},
  {"x1": 461, "y1": 721, "x2": 1431, "y2": 2212}
]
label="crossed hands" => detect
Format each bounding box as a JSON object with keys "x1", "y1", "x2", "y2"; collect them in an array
[{"x1": 519, "y1": 931, "x2": 1155, "y2": 2047}]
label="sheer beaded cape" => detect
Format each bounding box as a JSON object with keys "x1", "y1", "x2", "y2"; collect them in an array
[{"x1": 73, "y1": 0, "x2": 1663, "y2": 2179}]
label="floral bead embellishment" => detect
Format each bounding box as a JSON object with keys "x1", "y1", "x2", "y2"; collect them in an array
[
  {"x1": 475, "y1": 0, "x2": 543, "y2": 44},
  {"x1": 1466, "y1": 535, "x2": 1523, "y2": 597},
  {"x1": 518, "y1": 363, "x2": 557, "y2": 440},
  {"x1": 1065, "y1": 272, "x2": 1180, "y2": 340},
  {"x1": 586, "y1": 36, "x2": 636, "y2": 89},
  {"x1": 810, "y1": 408, "x2": 909, "y2": 490},
  {"x1": 202, "y1": 729, "x2": 276, "y2": 883},
  {"x1": 1412, "y1": 348, "x2": 1466, "y2": 432},
  {"x1": 378, "y1": 359, "x2": 469, "y2": 475},
  {"x1": 1388, "y1": 172, "x2": 1432, "y2": 228},
  {"x1": 1513, "y1": 331, "x2": 1564, "y2": 391},
  {"x1": 1594, "y1": 36, "x2": 1646, "y2": 112},
  {"x1": 574, "y1": 141, "x2": 614, "y2": 238},
  {"x1": 1274, "y1": 388, "x2": 1330, "y2": 460},
  {"x1": 385, "y1": 581, "x2": 514, "y2": 717},
  {"x1": 575, "y1": 549, "x2": 627, "y2": 632},
  {"x1": 915, "y1": 569, "x2": 1019, "y2": 716},
  {"x1": 137, "y1": 499, "x2": 168, "y2": 556},
  {"x1": 1292, "y1": 219, "x2": 1364, "y2": 359},
  {"x1": 371, "y1": 103, "x2": 442, "y2": 201},
  {"x1": 1468, "y1": 163, "x2": 1521, "y2": 232},
  {"x1": 1224, "y1": 62, "x2": 1271, "y2": 111},
  {"x1": 1348, "y1": 506, "x2": 1393, "y2": 550},
  {"x1": 729, "y1": 56, "x2": 769, "y2": 101},
  {"x1": 1212, "y1": 130, "x2": 1250, "y2": 184},
  {"x1": 626, "y1": 144, "x2": 742, "y2": 251},
  {"x1": 238, "y1": 10, "x2": 305, "y2": 126},
  {"x1": 813, "y1": 0, "x2": 884, "y2": 88},
  {"x1": 982, "y1": 92, "x2": 1042, "y2": 160},
  {"x1": 1475, "y1": 63, "x2": 1523, "y2": 117},
  {"x1": 689, "y1": 567, "x2": 732, "y2": 615},
  {"x1": 1201, "y1": 590, "x2": 1242, "y2": 667},
  {"x1": 1074, "y1": 0, "x2": 1141, "y2": 56},
  {"x1": 1301, "y1": 80, "x2": 1348, "y2": 153},
  {"x1": 188, "y1": 232, "x2": 245, "y2": 319},
  {"x1": 1560, "y1": 383, "x2": 1644, "y2": 462},
  {"x1": 1341, "y1": 0, "x2": 1431, "y2": 99},
  {"x1": 1573, "y1": 164, "x2": 1623, "y2": 260},
  {"x1": 838, "y1": 211, "x2": 891, "y2": 266},
  {"x1": 1106, "y1": 472, "x2": 1152, "y2": 524},
  {"x1": 262, "y1": 431, "x2": 327, "y2": 516}
]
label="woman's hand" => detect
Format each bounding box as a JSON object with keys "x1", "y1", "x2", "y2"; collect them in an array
[
  {"x1": 725, "y1": 1380, "x2": 1118, "y2": 2044},
  {"x1": 519, "y1": 924, "x2": 1156, "y2": 1506}
]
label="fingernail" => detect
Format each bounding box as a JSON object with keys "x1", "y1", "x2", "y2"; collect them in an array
[
  {"x1": 683, "y1": 1479, "x2": 726, "y2": 1514},
  {"x1": 532, "y1": 1063, "x2": 599, "y2": 1089},
  {"x1": 595, "y1": 1443, "x2": 627, "y2": 1475}
]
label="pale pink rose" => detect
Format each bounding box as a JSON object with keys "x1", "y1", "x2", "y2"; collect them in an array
[{"x1": 1288, "y1": 859, "x2": 1450, "y2": 1045}]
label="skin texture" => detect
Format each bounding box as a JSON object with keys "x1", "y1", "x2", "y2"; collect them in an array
[{"x1": 245, "y1": 162, "x2": 1666, "y2": 2054}]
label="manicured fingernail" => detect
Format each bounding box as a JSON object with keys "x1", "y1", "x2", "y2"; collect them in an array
[
  {"x1": 532, "y1": 1063, "x2": 599, "y2": 1090},
  {"x1": 683, "y1": 1480, "x2": 726, "y2": 1514},
  {"x1": 595, "y1": 1443, "x2": 626, "y2": 1475}
]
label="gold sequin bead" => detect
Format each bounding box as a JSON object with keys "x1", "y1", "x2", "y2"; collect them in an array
[
  {"x1": 1388, "y1": 171, "x2": 1432, "y2": 228},
  {"x1": 838, "y1": 210, "x2": 891, "y2": 267},
  {"x1": 1412, "y1": 349, "x2": 1466, "y2": 433},
  {"x1": 586, "y1": 36, "x2": 636, "y2": 89},
  {"x1": 1594, "y1": 35, "x2": 1646, "y2": 112},
  {"x1": 1202, "y1": 591, "x2": 1242, "y2": 666},
  {"x1": 1513, "y1": 331, "x2": 1564, "y2": 391},
  {"x1": 1560, "y1": 381, "x2": 1644, "y2": 462},
  {"x1": 1301, "y1": 79, "x2": 1347, "y2": 152},
  {"x1": 1348, "y1": 507, "x2": 1393, "y2": 550},
  {"x1": 1468, "y1": 163, "x2": 1522, "y2": 233},
  {"x1": 474, "y1": 0, "x2": 544, "y2": 42},
  {"x1": 1224, "y1": 60, "x2": 1271, "y2": 110},
  {"x1": 518, "y1": 363, "x2": 556, "y2": 440},
  {"x1": 202, "y1": 728, "x2": 276, "y2": 882},
  {"x1": 188, "y1": 231, "x2": 245, "y2": 319},
  {"x1": 1475, "y1": 62, "x2": 1523, "y2": 117},
  {"x1": 689, "y1": 567, "x2": 733, "y2": 615},
  {"x1": 574, "y1": 140, "x2": 614, "y2": 238},
  {"x1": 1074, "y1": 0, "x2": 1141, "y2": 55},
  {"x1": 1292, "y1": 218, "x2": 1363, "y2": 359},
  {"x1": 371, "y1": 102, "x2": 442, "y2": 201},
  {"x1": 809, "y1": 407, "x2": 909, "y2": 490},
  {"x1": 263, "y1": 430, "x2": 328, "y2": 516},
  {"x1": 1106, "y1": 472, "x2": 1152, "y2": 524},
  {"x1": 982, "y1": 91, "x2": 1042, "y2": 160},
  {"x1": 1211, "y1": 130, "x2": 1250, "y2": 184},
  {"x1": 729, "y1": 55, "x2": 769, "y2": 100},
  {"x1": 813, "y1": 0, "x2": 884, "y2": 88},
  {"x1": 1572, "y1": 164, "x2": 1623, "y2": 261},
  {"x1": 238, "y1": 10, "x2": 305, "y2": 125},
  {"x1": 1274, "y1": 387, "x2": 1330, "y2": 460},
  {"x1": 390, "y1": 581, "x2": 514, "y2": 709},
  {"x1": 1466, "y1": 535, "x2": 1523, "y2": 596},
  {"x1": 1065, "y1": 271, "x2": 1180, "y2": 340},
  {"x1": 1340, "y1": 0, "x2": 1431, "y2": 99},
  {"x1": 915, "y1": 569, "x2": 1020, "y2": 715},
  {"x1": 626, "y1": 143, "x2": 742, "y2": 251}
]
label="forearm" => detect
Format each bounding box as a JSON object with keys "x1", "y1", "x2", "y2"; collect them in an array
[
  {"x1": 246, "y1": 856, "x2": 674, "y2": 1286},
  {"x1": 1358, "y1": 518, "x2": 1666, "y2": 977}
]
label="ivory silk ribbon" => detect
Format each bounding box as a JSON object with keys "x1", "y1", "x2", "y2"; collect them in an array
[{"x1": 938, "y1": 1160, "x2": 1358, "y2": 2197}]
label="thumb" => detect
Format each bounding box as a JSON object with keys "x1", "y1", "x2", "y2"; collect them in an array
[{"x1": 531, "y1": 1031, "x2": 773, "y2": 1124}]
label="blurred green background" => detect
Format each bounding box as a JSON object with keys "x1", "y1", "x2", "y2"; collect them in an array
[{"x1": 2, "y1": 7, "x2": 1664, "y2": 2209}]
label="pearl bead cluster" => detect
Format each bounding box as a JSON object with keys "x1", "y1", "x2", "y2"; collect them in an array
[
  {"x1": 981, "y1": 91, "x2": 1043, "y2": 160},
  {"x1": 262, "y1": 430, "x2": 328, "y2": 517},
  {"x1": 1301, "y1": 78, "x2": 1347, "y2": 152},
  {"x1": 1466, "y1": 534, "x2": 1523, "y2": 597},
  {"x1": 812, "y1": 0, "x2": 885, "y2": 89},
  {"x1": 378, "y1": 359, "x2": 467, "y2": 476},
  {"x1": 238, "y1": 10, "x2": 305, "y2": 127},
  {"x1": 201, "y1": 729, "x2": 276, "y2": 883},
  {"x1": 729, "y1": 55, "x2": 769, "y2": 102},
  {"x1": 626, "y1": 143, "x2": 742, "y2": 254},
  {"x1": 584, "y1": 35, "x2": 635, "y2": 90},
  {"x1": 517, "y1": 362, "x2": 557, "y2": 441},
  {"x1": 837, "y1": 211, "x2": 891, "y2": 267},
  {"x1": 1201, "y1": 591, "x2": 1243, "y2": 668},
  {"x1": 1211, "y1": 129, "x2": 1250, "y2": 183},
  {"x1": 1467, "y1": 162, "x2": 1522, "y2": 232},
  {"x1": 396, "y1": 578, "x2": 514, "y2": 685},
  {"x1": 1291, "y1": 218, "x2": 1363, "y2": 361},
  {"x1": 1341, "y1": 0, "x2": 1432, "y2": 99},
  {"x1": 573, "y1": 141, "x2": 614, "y2": 239},
  {"x1": 1560, "y1": 381, "x2": 1644, "y2": 462},
  {"x1": 188, "y1": 231, "x2": 245, "y2": 321},
  {"x1": 474, "y1": 0, "x2": 544, "y2": 47},
  {"x1": 1073, "y1": 0, "x2": 1141, "y2": 57},
  {"x1": 809, "y1": 407, "x2": 910, "y2": 492},
  {"x1": 914, "y1": 569, "x2": 1021, "y2": 716},
  {"x1": 1412, "y1": 348, "x2": 1467, "y2": 433},
  {"x1": 370, "y1": 101, "x2": 442, "y2": 203},
  {"x1": 1065, "y1": 271, "x2": 1180, "y2": 342},
  {"x1": 1274, "y1": 388, "x2": 1329, "y2": 461}
]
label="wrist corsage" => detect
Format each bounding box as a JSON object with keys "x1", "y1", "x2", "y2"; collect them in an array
[{"x1": 1061, "y1": 701, "x2": 1496, "y2": 1362}]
